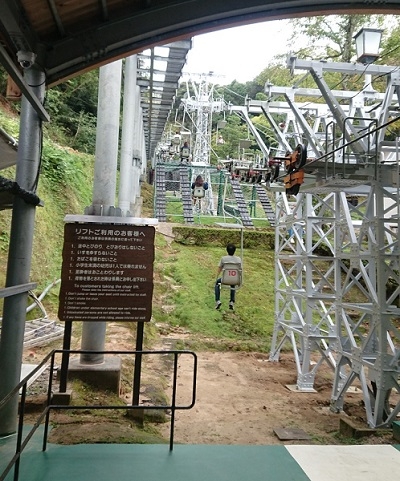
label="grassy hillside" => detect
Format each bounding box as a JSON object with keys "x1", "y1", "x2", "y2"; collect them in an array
[
  {"x1": 152, "y1": 234, "x2": 274, "y2": 352},
  {"x1": 0, "y1": 101, "x2": 95, "y2": 317}
]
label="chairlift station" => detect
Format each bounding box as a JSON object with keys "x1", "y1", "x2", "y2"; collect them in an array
[{"x1": 154, "y1": 32, "x2": 400, "y2": 428}]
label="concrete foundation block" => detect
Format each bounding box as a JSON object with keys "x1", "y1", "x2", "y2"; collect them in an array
[
  {"x1": 63, "y1": 357, "x2": 121, "y2": 394},
  {"x1": 52, "y1": 390, "x2": 73, "y2": 406},
  {"x1": 340, "y1": 417, "x2": 391, "y2": 439}
]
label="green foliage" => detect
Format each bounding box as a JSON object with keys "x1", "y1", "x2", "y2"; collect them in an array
[
  {"x1": 0, "y1": 98, "x2": 94, "y2": 305},
  {"x1": 210, "y1": 113, "x2": 253, "y2": 163},
  {"x1": 0, "y1": 230, "x2": 9, "y2": 252},
  {"x1": 172, "y1": 225, "x2": 274, "y2": 249},
  {"x1": 45, "y1": 71, "x2": 99, "y2": 153},
  {"x1": 0, "y1": 106, "x2": 20, "y2": 137},
  {"x1": 255, "y1": 61, "x2": 294, "y2": 91},
  {"x1": 41, "y1": 142, "x2": 77, "y2": 185},
  {"x1": 0, "y1": 67, "x2": 8, "y2": 96},
  {"x1": 288, "y1": 14, "x2": 386, "y2": 63},
  {"x1": 380, "y1": 17, "x2": 400, "y2": 65},
  {"x1": 40, "y1": 139, "x2": 93, "y2": 203}
]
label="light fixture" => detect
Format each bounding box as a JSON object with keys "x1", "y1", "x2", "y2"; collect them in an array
[{"x1": 354, "y1": 27, "x2": 383, "y2": 65}]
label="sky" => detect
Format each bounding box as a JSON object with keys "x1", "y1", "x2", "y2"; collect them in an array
[{"x1": 181, "y1": 19, "x2": 292, "y2": 84}]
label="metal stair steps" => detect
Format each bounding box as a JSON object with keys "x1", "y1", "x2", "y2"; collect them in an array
[
  {"x1": 179, "y1": 166, "x2": 194, "y2": 224},
  {"x1": 255, "y1": 184, "x2": 276, "y2": 226},
  {"x1": 229, "y1": 178, "x2": 253, "y2": 227},
  {"x1": 155, "y1": 164, "x2": 167, "y2": 222}
]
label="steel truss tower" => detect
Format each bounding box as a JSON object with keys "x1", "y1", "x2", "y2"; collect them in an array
[
  {"x1": 181, "y1": 75, "x2": 225, "y2": 215},
  {"x1": 268, "y1": 57, "x2": 400, "y2": 427}
]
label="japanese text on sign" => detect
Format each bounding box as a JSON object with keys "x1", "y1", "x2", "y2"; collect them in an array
[{"x1": 58, "y1": 223, "x2": 155, "y2": 322}]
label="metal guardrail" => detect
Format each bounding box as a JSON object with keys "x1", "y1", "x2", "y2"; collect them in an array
[
  {"x1": 0, "y1": 349, "x2": 197, "y2": 481},
  {"x1": 0, "y1": 283, "x2": 37, "y2": 298}
]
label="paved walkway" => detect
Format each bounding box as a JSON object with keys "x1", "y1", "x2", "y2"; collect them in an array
[{"x1": 2, "y1": 435, "x2": 400, "y2": 481}]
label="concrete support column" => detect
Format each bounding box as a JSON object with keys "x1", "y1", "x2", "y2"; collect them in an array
[
  {"x1": 119, "y1": 55, "x2": 137, "y2": 216},
  {"x1": 89, "y1": 61, "x2": 122, "y2": 216},
  {"x1": 130, "y1": 86, "x2": 142, "y2": 215},
  {"x1": 0, "y1": 66, "x2": 45, "y2": 435},
  {"x1": 81, "y1": 60, "x2": 122, "y2": 365},
  {"x1": 140, "y1": 108, "x2": 147, "y2": 178}
]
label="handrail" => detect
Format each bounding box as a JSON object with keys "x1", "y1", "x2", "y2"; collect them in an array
[
  {"x1": 0, "y1": 350, "x2": 54, "y2": 481},
  {"x1": 0, "y1": 283, "x2": 37, "y2": 299},
  {"x1": 0, "y1": 348, "x2": 197, "y2": 481}
]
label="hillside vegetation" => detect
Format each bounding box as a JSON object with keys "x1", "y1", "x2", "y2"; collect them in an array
[{"x1": 0, "y1": 101, "x2": 94, "y2": 306}]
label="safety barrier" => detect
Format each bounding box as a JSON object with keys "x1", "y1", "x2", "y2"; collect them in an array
[{"x1": 0, "y1": 348, "x2": 197, "y2": 481}]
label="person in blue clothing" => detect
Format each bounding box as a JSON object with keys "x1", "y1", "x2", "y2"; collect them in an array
[{"x1": 215, "y1": 243, "x2": 242, "y2": 311}]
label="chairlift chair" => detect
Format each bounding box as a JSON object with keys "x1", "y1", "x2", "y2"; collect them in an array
[
  {"x1": 193, "y1": 186, "x2": 205, "y2": 198},
  {"x1": 172, "y1": 134, "x2": 181, "y2": 145},
  {"x1": 220, "y1": 262, "x2": 242, "y2": 288},
  {"x1": 181, "y1": 146, "x2": 190, "y2": 158},
  {"x1": 215, "y1": 223, "x2": 244, "y2": 294}
]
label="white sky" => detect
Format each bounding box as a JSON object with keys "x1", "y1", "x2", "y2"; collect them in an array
[{"x1": 182, "y1": 19, "x2": 292, "y2": 84}]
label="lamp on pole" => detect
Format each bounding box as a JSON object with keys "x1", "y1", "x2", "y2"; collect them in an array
[
  {"x1": 354, "y1": 27, "x2": 383, "y2": 65},
  {"x1": 354, "y1": 27, "x2": 383, "y2": 96}
]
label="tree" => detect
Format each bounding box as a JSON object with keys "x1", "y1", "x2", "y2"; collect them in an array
[
  {"x1": 255, "y1": 59, "x2": 299, "y2": 92},
  {"x1": 378, "y1": 17, "x2": 400, "y2": 66},
  {"x1": 288, "y1": 14, "x2": 385, "y2": 63},
  {"x1": 45, "y1": 70, "x2": 99, "y2": 153}
]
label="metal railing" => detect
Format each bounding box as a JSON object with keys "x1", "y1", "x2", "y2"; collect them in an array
[{"x1": 0, "y1": 348, "x2": 197, "y2": 481}]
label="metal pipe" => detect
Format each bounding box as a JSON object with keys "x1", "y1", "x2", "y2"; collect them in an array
[{"x1": 0, "y1": 66, "x2": 45, "y2": 436}]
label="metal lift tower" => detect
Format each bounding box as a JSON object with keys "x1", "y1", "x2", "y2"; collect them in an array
[
  {"x1": 181, "y1": 74, "x2": 225, "y2": 215},
  {"x1": 264, "y1": 55, "x2": 400, "y2": 428}
]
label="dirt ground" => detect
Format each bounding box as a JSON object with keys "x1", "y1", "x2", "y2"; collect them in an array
[
  {"x1": 159, "y1": 349, "x2": 339, "y2": 445},
  {"x1": 150, "y1": 326, "x2": 395, "y2": 446},
  {"x1": 26, "y1": 321, "x2": 396, "y2": 447},
  {"x1": 24, "y1": 224, "x2": 397, "y2": 446}
]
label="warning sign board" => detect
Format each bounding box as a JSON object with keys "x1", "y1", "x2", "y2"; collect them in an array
[{"x1": 58, "y1": 221, "x2": 155, "y2": 322}]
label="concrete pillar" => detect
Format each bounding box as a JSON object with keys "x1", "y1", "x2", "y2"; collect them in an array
[
  {"x1": 81, "y1": 60, "x2": 122, "y2": 365},
  {"x1": 119, "y1": 55, "x2": 137, "y2": 216},
  {"x1": 0, "y1": 66, "x2": 45, "y2": 435},
  {"x1": 130, "y1": 85, "x2": 142, "y2": 214},
  {"x1": 89, "y1": 61, "x2": 122, "y2": 216}
]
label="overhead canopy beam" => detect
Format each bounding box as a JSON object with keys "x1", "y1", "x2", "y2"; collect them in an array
[{"x1": 2, "y1": 1, "x2": 400, "y2": 87}]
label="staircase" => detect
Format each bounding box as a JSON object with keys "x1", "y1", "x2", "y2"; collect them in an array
[
  {"x1": 255, "y1": 184, "x2": 276, "y2": 227},
  {"x1": 179, "y1": 166, "x2": 194, "y2": 224},
  {"x1": 229, "y1": 178, "x2": 253, "y2": 227},
  {"x1": 154, "y1": 164, "x2": 167, "y2": 221}
]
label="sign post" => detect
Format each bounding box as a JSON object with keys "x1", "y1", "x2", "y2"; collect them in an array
[{"x1": 58, "y1": 215, "x2": 157, "y2": 397}]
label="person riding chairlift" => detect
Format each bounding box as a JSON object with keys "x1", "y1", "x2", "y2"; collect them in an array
[
  {"x1": 180, "y1": 141, "x2": 190, "y2": 162},
  {"x1": 191, "y1": 175, "x2": 208, "y2": 204}
]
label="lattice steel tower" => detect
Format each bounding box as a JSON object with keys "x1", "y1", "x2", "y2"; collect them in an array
[
  {"x1": 181, "y1": 74, "x2": 225, "y2": 214},
  {"x1": 262, "y1": 56, "x2": 400, "y2": 428}
]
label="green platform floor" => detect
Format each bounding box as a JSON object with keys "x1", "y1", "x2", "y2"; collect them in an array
[{"x1": 1, "y1": 431, "x2": 400, "y2": 481}]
